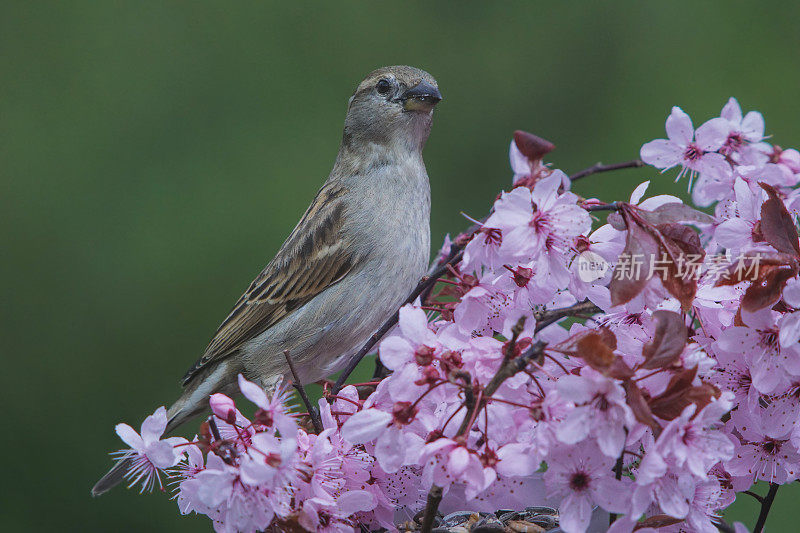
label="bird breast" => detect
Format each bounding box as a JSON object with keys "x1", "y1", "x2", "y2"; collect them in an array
[{"x1": 242, "y1": 155, "x2": 431, "y2": 385}]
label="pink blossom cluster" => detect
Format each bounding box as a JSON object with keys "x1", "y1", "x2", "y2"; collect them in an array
[
  {"x1": 115, "y1": 377, "x2": 391, "y2": 532},
  {"x1": 108, "y1": 98, "x2": 800, "y2": 532}
]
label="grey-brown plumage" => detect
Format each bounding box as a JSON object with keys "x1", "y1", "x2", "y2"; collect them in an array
[{"x1": 92, "y1": 66, "x2": 441, "y2": 496}]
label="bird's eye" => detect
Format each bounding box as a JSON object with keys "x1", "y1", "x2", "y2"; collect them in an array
[{"x1": 376, "y1": 79, "x2": 392, "y2": 95}]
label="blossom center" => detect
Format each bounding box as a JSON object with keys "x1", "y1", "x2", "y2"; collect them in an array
[
  {"x1": 481, "y1": 226, "x2": 502, "y2": 246},
  {"x1": 622, "y1": 313, "x2": 643, "y2": 326},
  {"x1": 723, "y1": 133, "x2": 744, "y2": 154},
  {"x1": 529, "y1": 211, "x2": 548, "y2": 232},
  {"x1": 392, "y1": 401, "x2": 418, "y2": 425},
  {"x1": 569, "y1": 471, "x2": 590, "y2": 492},
  {"x1": 683, "y1": 143, "x2": 704, "y2": 162},
  {"x1": 736, "y1": 372, "x2": 752, "y2": 392},
  {"x1": 758, "y1": 329, "x2": 779, "y2": 352},
  {"x1": 762, "y1": 439, "x2": 781, "y2": 456},
  {"x1": 593, "y1": 394, "x2": 611, "y2": 412}
]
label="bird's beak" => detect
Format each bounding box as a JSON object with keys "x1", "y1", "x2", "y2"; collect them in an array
[{"x1": 401, "y1": 80, "x2": 442, "y2": 112}]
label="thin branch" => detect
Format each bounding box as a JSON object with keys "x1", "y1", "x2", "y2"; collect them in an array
[
  {"x1": 609, "y1": 449, "x2": 625, "y2": 525},
  {"x1": 534, "y1": 300, "x2": 601, "y2": 332},
  {"x1": 583, "y1": 202, "x2": 620, "y2": 212},
  {"x1": 569, "y1": 159, "x2": 644, "y2": 182},
  {"x1": 419, "y1": 301, "x2": 598, "y2": 532},
  {"x1": 331, "y1": 246, "x2": 464, "y2": 396},
  {"x1": 284, "y1": 350, "x2": 322, "y2": 433},
  {"x1": 743, "y1": 490, "x2": 764, "y2": 504},
  {"x1": 420, "y1": 485, "x2": 443, "y2": 533},
  {"x1": 371, "y1": 358, "x2": 386, "y2": 380},
  {"x1": 754, "y1": 483, "x2": 779, "y2": 533},
  {"x1": 485, "y1": 340, "x2": 547, "y2": 396}
]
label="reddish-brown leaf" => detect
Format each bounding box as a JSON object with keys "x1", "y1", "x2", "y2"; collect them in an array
[
  {"x1": 634, "y1": 515, "x2": 684, "y2": 530},
  {"x1": 658, "y1": 258, "x2": 697, "y2": 311},
  {"x1": 608, "y1": 358, "x2": 635, "y2": 380},
  {"x1": 648, "y1": 367, "x2": 697, "y2": 420},
  {"x1": 639, "y1": 202, "x2": 715, "y2": 227},
  {"x1": 760, "y1": 182, "x2": 800, "y2": 257},
  {"x1": 740, "y1": 261, "x2": 798, "y2": 313},
  {"x1": 658, "y1": 223, "x2": 705, "y2": 258},
  {"x1": 652, "y1": 223, "x2": 705, "y2": 310},
  {"x1": 652, "y1": 230, "x2": 698, "y2": 311},
  {"x1": 623, "y1": 379, "x2": 661, "y2": 437},
  {"x1": 642, "y1": 310, "x2": 688, "y2": 370},
  {"x1": 648, "y1": 367, "x2": 719, "y2": 420},
  {"x1": 552, "y1": 328, "x2": 618, "y2": 372},
  {"x1": 513, "y1": 130, "x2": 555, "y2": 161},
  {"x1": 596, "y1": 326, "x2": 618, "y2": 351},
  {"x1": 685, "y1": 382, "x2": 720, "y2": 415},
  {"x1": 576, "y1": 335, "x2": 615, "y2": 370},
  {"x1": 610, "y1": 208, "x2": 659, "y2": 306},
  {"x1": 610, "y1": 206, "x2": 699, "y2": 310}
]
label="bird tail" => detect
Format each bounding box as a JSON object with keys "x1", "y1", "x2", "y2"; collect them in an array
[
  {"x1": 91, "y1": 361, "x2": 238, "y2": 497},
  {"x1": 91, "y1": 455, "x2": 133, "y2": 497}
]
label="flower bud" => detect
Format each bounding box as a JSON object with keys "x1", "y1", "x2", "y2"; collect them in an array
[
  {"x1": 414, "y1": 345, "x2": 435, "y2": 366},
  {"x1": 414, "y1": 365, "x2": 440, "y2": 386},
  {"x1": 392, "y1": 401, "x2": 418, "y2": 425},
  {"x1": 440, "y1": 350, "x2": 463, "y2": 372},
  {"x1": 210, "y1": 393, "x2": 237, "y2": 424}
]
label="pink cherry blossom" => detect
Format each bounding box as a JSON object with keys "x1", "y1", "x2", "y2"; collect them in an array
[
  {"x1": 112, "y1": 406, "x2": 187, "y2": 492},
  {"x1": 725, "y1": 409, "x2": 800, "y2": 486},
  {"x1": 544, "y1": 442, "x2": 630, "y2": 533},
  {"x1": 718, "y1": 97, "x2": 765, "y2": 156},
  {"x1": 486, "y1": 172, "x2": 591, "y2": 269},
  {"x1": 648, "y1": 399, "x2": 734, "y2": 480},
  {"x1": 641, "y1": 106, "x2": 730, "y2": 187},
  {"x1": 555, "y1": 367, "x2": 634, "y2": 457},
  {"x1": 378, "y1": 305, "x2": 439, "y2": 370}
]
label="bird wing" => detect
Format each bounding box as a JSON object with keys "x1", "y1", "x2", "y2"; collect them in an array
[{"x1": 182, "y1": 180, "x2": 358, "y2": 385}]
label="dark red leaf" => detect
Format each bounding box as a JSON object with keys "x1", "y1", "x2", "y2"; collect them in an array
[
  {"x1": 642, "y1": 310, "x2": 688, "y2": 370},
  {"x1": 685, "y1": 382, "x2": 720, "y2": 415},
  {"x1": 596, "y1": 326, "x2": 618, "y2": 351},
  {"x1": 639, "y1": 202, "x2": 715, "y2": 226},
  {"x1": 610, "y1": 207, "x2": 659, "y2": 306},
  {"x1": 648, "y1": 367, "x2": 719, "y2": 420},
  {"x1": 608, "y1": 358, "x2": 635, "y2": 380},
  {"x1": 647, "y1": 367, "x2": 697, "y2": 420},
  {"x1": 513, "y1": 130, "x2": 555, "y2": 161},
  {"x1": 576, "y1": 335, "x2": 616, "y2": 370},
  {"x1": 657, "y1": 256, "x2": 697, "y2": 311},
  {"x1": 741, "y1": 264, "x2": 797, "y2": 312},
  {"x1": 552, "y1": 328, "x2": 618, "y2": 372},
  {"x1": 760, "y1": 182, "x2": 800, "y2": 257},
  {"x1": 657, "y1": 223, "x2": 704, "y2": 258},
  {"x1": 634, "y1": 515, "x2": 684, "y2": 530},
  {"x1": 651, "y1": 229, "x2": 698, "y2": 311},
  {"x1": 623, "y1": 379, "x2": 661, "y2": 437},
  {"x1": 610, "y1": 206, "x2": 700, "y2": 310}
]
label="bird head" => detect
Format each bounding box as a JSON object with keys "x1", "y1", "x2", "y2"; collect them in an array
[{"x1": 342, "y1": 65, "x2": 442, "y2": 153}]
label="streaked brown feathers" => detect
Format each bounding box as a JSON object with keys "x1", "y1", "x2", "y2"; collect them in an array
[{"x1": 181, "y1": 181, "x2": 357, "y2": 385}]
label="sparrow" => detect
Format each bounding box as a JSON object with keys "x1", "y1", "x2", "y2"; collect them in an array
[{"x1": 92, "y1": 65, "x2": 442, "y2": 496}]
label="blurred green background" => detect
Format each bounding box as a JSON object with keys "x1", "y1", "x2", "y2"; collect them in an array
[{"x1": 3, "y1": 1, "x2": 799, "y2": 531}]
